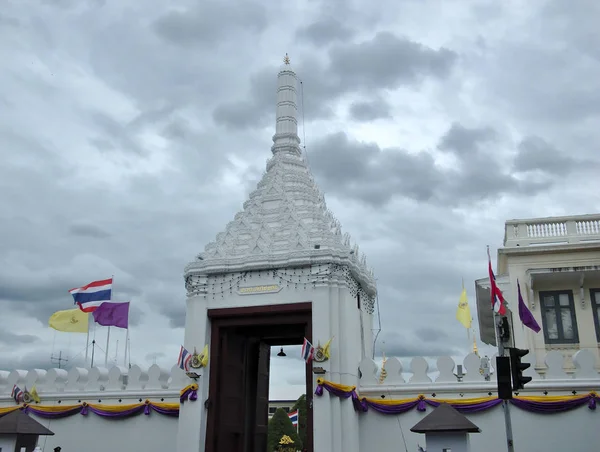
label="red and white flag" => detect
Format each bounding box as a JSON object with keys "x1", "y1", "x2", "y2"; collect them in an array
[
  {"x1": 301, "y1": 338, "x2": 314, "y2": 363},
  {"x1": 487, "y1": 248, "x2": 507, "y2": 315}
]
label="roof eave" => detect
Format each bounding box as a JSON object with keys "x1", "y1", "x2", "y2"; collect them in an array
[{"x1": 185, "y1": 250, "x2": 377, "y2": 296}]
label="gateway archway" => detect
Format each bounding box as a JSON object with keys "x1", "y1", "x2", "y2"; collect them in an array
[
  {"x1": 176, "y1": 56, "x2": 377, "y2": 452},
  {"x1": 204, "y1": 303, "x2": 313, "y2": 452}
]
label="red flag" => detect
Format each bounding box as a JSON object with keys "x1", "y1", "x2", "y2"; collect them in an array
[{"x1": 487, "y1": 248, "x2": 507, "y2": 315}]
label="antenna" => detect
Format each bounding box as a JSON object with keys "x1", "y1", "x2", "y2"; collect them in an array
[
  {"x1": 50, "y1": 351, "x2": 69, "y2": 369},
  {"x1": 299, "y1": 77, "x2": 309, "y2": 166}
]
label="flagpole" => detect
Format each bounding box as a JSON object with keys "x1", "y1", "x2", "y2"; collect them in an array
[
  {"x1": 489, "y1": 246, "x2": 515, "y2": 452},
  {"x1": 84, "y1": 314, "x2": 90, "y2": 366},
  {"x1": 105, "y1": 326, "x2": 111, "y2": 366},
  {"x1": 105, "y1": 274, "x2": 114, "y2": 367},
  {"x1": 124, "y1": 328, "x2": 129, "y2": 367}
]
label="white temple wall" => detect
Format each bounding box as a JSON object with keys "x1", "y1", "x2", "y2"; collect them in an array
[
  {"x1": 25, "y1": 407, "x2": 178, "y2": 452},
  {"x1": 358, "y1": 403, "x2": 596, "y2": 452},
  {"x1": 1, "y1": 348, "x2": 599, "y2": 452}
]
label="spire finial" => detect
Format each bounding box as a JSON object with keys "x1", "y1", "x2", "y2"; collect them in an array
[{"x1": 272, "y1": 53, "x2": 301, "y2": 155}]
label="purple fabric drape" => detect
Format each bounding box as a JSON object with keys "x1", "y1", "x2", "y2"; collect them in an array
[
  {"x1": 510, "y1": 394, "x2": 596, "y2": 413},
  {"x1": 314, "y1": 381, "x2": 599, "y2": 415},
  {"x1": 23, "y1": 405, "x2": 82, "y2": 418},
  {"x1": 180, "y1": 386, "x2": 198, "y2": 403},
  {"x1": 18, "y1": 402, "x2": 179, "y2": 419}
]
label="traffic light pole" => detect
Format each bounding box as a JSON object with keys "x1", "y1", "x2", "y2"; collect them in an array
[{"x1": 495, "y1": 314, "x2": 515, "y2": 452}]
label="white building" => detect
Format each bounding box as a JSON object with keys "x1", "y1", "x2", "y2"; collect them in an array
[{"x1": 476, "y1": 214, "x2": 600, "y2": 372}]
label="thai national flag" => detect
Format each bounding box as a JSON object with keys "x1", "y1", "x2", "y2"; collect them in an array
[
  {"x1": 11, "y1": 385, "x2": 23, "y2": 403},
  {"x1": 288, "y1": 410, "x2": 299, "y2": 427},
  {"x1": 178, "y1": 346, "x2": 192, "y2": 371},
  {"x1": 301, "y1": 338, "x2": 314, "y2": 363},
  {"x1": 69, "y1": 278, "x2": 112, "y2": 313}
]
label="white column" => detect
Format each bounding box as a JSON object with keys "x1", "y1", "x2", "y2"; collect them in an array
[
  {"x1": 311, "y1": 285, "x2": 333, "y2": 452},
  {"x1": 339, "y1": 287, "x2": 361, "y2": 452},
  {"x1": 176, "y1": 296, "x2": 210, "y2": 452},
  {"x1": 329, "y1": 282, "x2": 343, "y2": 452}
]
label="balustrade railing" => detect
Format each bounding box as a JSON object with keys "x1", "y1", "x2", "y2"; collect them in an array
[{"x1": 504, "y1": 214, "x2": 600, "y2": 247}]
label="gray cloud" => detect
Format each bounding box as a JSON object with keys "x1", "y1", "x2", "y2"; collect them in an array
[
  {"x1": 307, "y1": 126, "x2": 561, "y2": 208},
  {"x1": 348, "y1": 99, "x2": 392, "y2": 122},
  {"x1": 380, "y1": 331, "x2": 461, "y2": 358},
  {"x1": 69, "y1": 223, "x2": 112, "y2": 239},
  {"x1": 0, "y1": 331, "x2": 40, "y2": 345},
  {"x1": 295, "y1": 17, "x2": 355, "y2": 46},
  {"x1": 162, "y1": 305, "x2": 186, "y2": 329},
  {"x1": 329, "y1": 32, "x2": 457, "y2": 89},
  {"x1": 153, "y1": 2, "x2": 268, "y2": 47},
  {"x1": 415, "y1": 328, "x2": 448, "y2": 343},
  {"x1": 514, "y1": 136, "x2": 577, "y2": 175},
  {"x1": 212, "y1": 32, "x2": 458, "y2": 129},
  {"x1": 438, "y1": 122, "x2": 496, "y2": 156}
]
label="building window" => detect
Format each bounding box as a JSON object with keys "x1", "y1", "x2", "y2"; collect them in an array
[
  {"x1": 539, "y1": 291, "x2": 579, "y2": 344},
  {"x1": 591, "y1": 289, "x2": 600, "y2": 342},
  {"x1": 268, "y1": 407, "x2": 277, "y2": 414}
]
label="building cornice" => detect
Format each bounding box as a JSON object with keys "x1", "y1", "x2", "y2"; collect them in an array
[{"x1": 500, "y1": 242, "x2": 600, "y2": 256}]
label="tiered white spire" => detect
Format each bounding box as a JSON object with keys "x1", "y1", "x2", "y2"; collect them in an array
[
  {"x1": 186, "y1": 55, "x2": 376, "y2": 295},
  {"x1": 271, "y1": 53, "x2": 302, "y2": 156}
]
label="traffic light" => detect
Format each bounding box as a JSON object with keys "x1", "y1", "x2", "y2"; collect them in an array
[
  {"x1": 509, "y1": 347, "x2": 532, "y2": 390},
  {"x1": 496, "y1": 356, "x2": 512, "y2": 400},
  {"x1": 498, "y1": 316, "x2": 510, "y2": 342}
]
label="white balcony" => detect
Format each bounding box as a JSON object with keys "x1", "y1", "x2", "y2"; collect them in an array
[{"x1": 504, "y1": 214, "x2": 600, "y2": 247}]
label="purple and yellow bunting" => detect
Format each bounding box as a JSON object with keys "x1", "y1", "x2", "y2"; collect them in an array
[{"x1": 315, "y1": 378, "x2": 598, "y2": 415}]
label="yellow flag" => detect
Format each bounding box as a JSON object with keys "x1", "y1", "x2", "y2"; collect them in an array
[
  {"x1": 30, "y1": 386, "x2": 41, "y2": 403},
  {"x1": 456, "y1": 288, "x2": 472, "y2": 329},
  {"x1": 322, "y1": 337, "x2": 333, "y2": 359},
  {"x1": 48, "y1": 308, "x2": 89, "y2": 333},
  {"x1": 199, "y1": 344, "x2": 209, "y2": 368}
]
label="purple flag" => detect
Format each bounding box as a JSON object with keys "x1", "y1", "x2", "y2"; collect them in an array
[
  {"x1": 92, "y1": 302, "x2": 129, "y2": 329},
  {"x1": 517, "y1": 281, "x2": 540, "y2": 333}
]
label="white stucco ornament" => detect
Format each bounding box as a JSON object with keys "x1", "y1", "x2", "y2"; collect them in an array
[{"x1": 184, "y1": 54, "x2": 376, "y2": 305}]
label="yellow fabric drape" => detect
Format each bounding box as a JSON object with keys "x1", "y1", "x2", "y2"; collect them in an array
[{"x1": 318, "y1": 378, "x2": 598, "y2": 406}]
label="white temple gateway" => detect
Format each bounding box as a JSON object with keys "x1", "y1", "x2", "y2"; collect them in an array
[{"x1": 1, "y1": 58, "x2": 599, "y2": 452}]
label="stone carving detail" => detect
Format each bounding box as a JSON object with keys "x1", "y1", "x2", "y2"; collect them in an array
[
  {"x1": 184, "y1": 150, "x2": 376, "y2": 296},
  {"x1": 185, "y1": 264, "x2": 376, "y2": 313}
]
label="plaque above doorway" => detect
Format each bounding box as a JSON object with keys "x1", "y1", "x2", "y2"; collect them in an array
[{"x1": 237, "y1": 284, "x2": 282, "y2": 295}]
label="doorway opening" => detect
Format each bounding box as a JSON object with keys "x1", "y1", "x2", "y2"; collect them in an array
[
  {"x1": 205, "y1": 302, "x2": 313, "y2": 452},
  {"x1": 268, "y1": 342, "x2": 306, "y2": 451}
]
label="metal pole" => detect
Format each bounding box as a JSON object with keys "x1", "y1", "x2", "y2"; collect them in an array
[
  {"x1": 105, "y1": 326, "x2": 111, "y2": 366},
  {"x1": 84, "y1": 314, "x2": 90, "y2": 366},
  {"x1": 124, "y1": 328, "x2": 129, "y2": 367},
  {"x1": 495, "y1": 313, "x2": 515, "y2": 452},
  {"x1": 91, "y1": 340, "x2": 96, "y2": 367}
]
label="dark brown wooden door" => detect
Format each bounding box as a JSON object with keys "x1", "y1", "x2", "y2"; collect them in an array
[
  {"x1": 254, "y1": 341, "x2": 271, "y2": 452},
  {"x1": 214, "y1": 330, "x2": 248, "y2": 452}
]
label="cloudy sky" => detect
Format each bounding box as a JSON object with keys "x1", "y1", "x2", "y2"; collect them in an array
[{"x1": 1, "y1": 0, "x2": 599, "y2": 399}]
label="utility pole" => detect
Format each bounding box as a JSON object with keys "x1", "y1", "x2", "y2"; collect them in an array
[
  {"x1": 495, "y1": 315, "x2": 515, "y2": 452},
  {"x1": 50, "y1": 351, "x2": 69, "y2": 369}
]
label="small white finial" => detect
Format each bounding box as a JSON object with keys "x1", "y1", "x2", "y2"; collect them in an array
[{"x1": 283, "y1": 53, "x2": 290, "y2": 65}]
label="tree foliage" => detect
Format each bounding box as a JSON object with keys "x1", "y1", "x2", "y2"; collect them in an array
[
  {"x1": 267, "y1": 408, "x2": 302, "y2": 452},
  {"x1": 292, "y1": 394, "x2": 307, "y2": 448}
]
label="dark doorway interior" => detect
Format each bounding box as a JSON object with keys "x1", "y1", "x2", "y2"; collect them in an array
[{"x1": 205, "y1": 302, "x2": 313, "y2": 452}]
